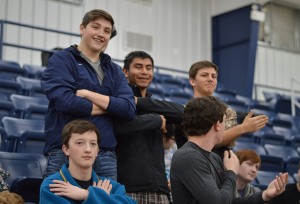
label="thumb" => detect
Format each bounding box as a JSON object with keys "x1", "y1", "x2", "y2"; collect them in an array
[
  {"x1": 223, "y1": 150, "x2": 229, "y2": 159},
  {"x1": 245, "y1": 109, "x2": 254, "y2": 118}
]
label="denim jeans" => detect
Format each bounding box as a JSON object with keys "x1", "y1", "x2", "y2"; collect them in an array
[{"x1": 45, "y1": 148, "x2": 117, "y2": 180}]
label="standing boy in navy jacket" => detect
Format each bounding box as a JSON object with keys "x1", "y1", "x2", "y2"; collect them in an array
[{"x1": 41, "y1": 9, "x2": 136, "y2": 180}]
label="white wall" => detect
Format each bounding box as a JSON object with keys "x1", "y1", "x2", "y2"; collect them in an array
[
  {"x1": 255, "y1": 44, "x2": 300, "y2": 100},
  {"x1": 0, "y1": 0, "x2": 211, "y2": 73},
  {"x1": 1, "y1": 0, "x2": 300, "y2": 98}
]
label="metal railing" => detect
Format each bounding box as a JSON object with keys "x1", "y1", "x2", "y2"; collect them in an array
[
  {"x1": 291, "y1": 78, "x2": 300, "y2": 116},
  {"x1": 0, "y1": 19, "x2": 188, "y2": 76},
  {"x1": 0, "y1": 19, "x2": 80, "y2": 60}
]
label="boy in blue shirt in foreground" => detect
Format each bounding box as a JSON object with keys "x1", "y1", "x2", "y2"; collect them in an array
[{"x1": 40, "y1": 120, "x2": 136, "y2": 204}]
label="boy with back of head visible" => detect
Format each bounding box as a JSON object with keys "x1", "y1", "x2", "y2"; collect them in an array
[
  {"x1": 170, "y1": 96, "x2": 288, "y2": 204},
  {"x1": 40, "y1": 120, "x2": 136, "y2": 204},
  {"x1": 41, "y1": 9, "x2": 136, "y2": 180}
]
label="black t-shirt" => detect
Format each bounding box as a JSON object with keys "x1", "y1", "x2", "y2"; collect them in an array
[{"x1": 73, "y1": 177, "x2": 93, "y2": 190}]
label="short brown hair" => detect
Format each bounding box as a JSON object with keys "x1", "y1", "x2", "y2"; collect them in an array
[
  {"x1": 62, "y1": 120, "x2": 100, "y2": 147},
  {"x1": 183, "y1": 96, "x2": 227, "y2": 136},
  {"x1": 81, "y1": 9, "x2": 117, "y2": 39},
  {"x1": 236, "y1": 149, "x2": 261, "y2": 167},
  {"x1": 189, "y1": 60, "x2": 218, "y2": 79}
]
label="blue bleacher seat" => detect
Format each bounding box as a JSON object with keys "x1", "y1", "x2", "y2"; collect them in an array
[
  {"x1": 215, "y1": 87, "x2": 237, "y2": 97},
  {"x1": 176, "y1": 76, "x2": 192, "y2": 89},
  {"x1": 263, "y1": 91, "x2": 280, "y2": 102},
  {"x1": 227, "y1": 99, "x2": 248, "y2": 115},
  {"x1": 147, "y1": 85, "x2": 165, "y2": 100},
  {"x1": 16, "y1": 131, "x2": 45, "y2": 154},
  {"x1": 1, "y1": 117, "x2": 45, "y2": 152},
  {"x1": 10, "y1": 94, "x2": 48, "y2": 119},
  {"x1": 0, "y1": 151, "x2": 46, "y2": 203},
  {"x1": 235, "y1": 95, "x2": 256, "y2": 107},
  {"x1": 236, "y1": 133, "x2": 255, "y2": 143},
  {"x1": 0, "y1": 79, "x2": 22, "y2": 99},
  {"x1": 23, "y1": 64, "x2": 45, "y2": 79},
  {"x1": 285, "y1": 157, "x2": 300, "y2": 175},
  {"x1": 252, "y1": 124, "x2": 275, "y2": 142},
  {"x1": 166, "y1": 91, "x2": 191, "y2": 105},
  {"x1": 10, "y1": 177, "x2": 44, "y2": 203},
  {"x1": 16, "y1": 76, "x2": 44, "y2": 97},
  {"x1": 293, "y1": 116, "x2": 300, "y2": 132},
  {"x1": 259, "y1": 155, "x2": 284, "y2": 172},
  {"x1": 255, "y1": 170, "x2": 294, "y2": 190},
  {"x1": 259, "y1": 133, "x2": 286, "y2": 146},
  {"x1": 264, "y1": 144, "x2": 299, "y2": 162},
  {"x1": 233, "y1": 141, "x2": 267, "y2": 155},
  {"x1": 0, "y1": 93, "x2": 8, "y2": 101},
  {"x1": 213, "y1": 92, "x2": 236, "y2": 102},
  {"x1": 159, "y1": 78, "x2": 184, "y2": 97},
  {"x1": 0, "y1": 151, "x2": 46, "y2": 186},
  {"x1": 153, "y1": 73, "x2": 173, "y2": 83},
  {"x1": 272, "y1": 126, "x2": 295, "y2": 142},
  {"x1": 0, "y1": 100, "x2": 15, "y2": 126},
  {"x1": 0, "y1": 61, "x2": 27, "y2": 81},
  {"x1": 291, "y1": 137, "x2": 300, "y2": 148},
  {"x1": 270, "y1": 95, "x2": 293, "y2": 114}
]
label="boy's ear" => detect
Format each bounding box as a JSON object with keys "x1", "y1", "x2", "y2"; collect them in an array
[
  {"x1": 123, "y1": 68, "x2": 128, "y2": 78},
  {"x1": 214, "y1": 121, "x2": 220, "y2": 132},
  {"x1": 189, "y1": 78, "x2": 195, "y2": 87},
  {"x1": 62, "y1": 145, "x2": 70, "y2": 156}
]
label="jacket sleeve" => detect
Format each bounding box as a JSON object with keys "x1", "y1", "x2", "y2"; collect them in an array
[
  {"x1": 136, "y1": 97, "x2": 184, "y2": 124},
  {"x1": 41, "y1": 52, "x2": 92, "y2": 116},
  {"x1": 232, "y1": 192, "x2": 264, "y2": 204},
  {"x1": 84, "y1": 179, "x2": 137, "y2": 204},
  {"x1": 105, "y1": 65, "x2": 136, "y2": 120},
  {"x1": 40, "y1": 183, "x2": 73, "y2": 204},
  {"x1": 114, "y1": 113, "x2": 162, "y2": 136}
]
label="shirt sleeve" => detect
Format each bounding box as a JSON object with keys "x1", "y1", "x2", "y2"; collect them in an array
[
  {"x1": 172, "y1": 151, "x2": 237, "y2": 204},
  {"x1": 84, "y1": 179, "x2": 137, "y2": 204},
  {"x1": 114, "y1": 114, "x2": 162, "y2": 136}
]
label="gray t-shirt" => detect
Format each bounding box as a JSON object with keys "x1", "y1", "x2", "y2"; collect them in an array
[
  {"x1": 80, "y1": 53, "x2": 104, "y2": 85},
  {"x1": 170, "y1": 141, "x2": 264, "y2": 204}
]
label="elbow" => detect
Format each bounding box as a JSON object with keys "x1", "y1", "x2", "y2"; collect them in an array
[{"x1": 123, "y1": 105, "x2": 136, "y2": 120}]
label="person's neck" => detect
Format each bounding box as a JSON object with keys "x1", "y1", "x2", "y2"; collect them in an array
[
  {"x1": 77, "y1": 44, "x2": 100, "y2": 63},
  {"x1": 236, "y1": 178, "x2": 247, "y2": 190},
  {"x1": 193, "y1": 91, "x2": 210, "y2": 98},
  {"x1": 297, "y1": 182, "x2": 300, "y2": 192},
  {"x1": 188, "y1": 134, "x2": 215, "y2": 152},
  {"x1": 140, "y1": 88, "x2": 147, "y2": 97},
  {"x1": 68, "y1": 165, "x2": 92, "y2": 181}
]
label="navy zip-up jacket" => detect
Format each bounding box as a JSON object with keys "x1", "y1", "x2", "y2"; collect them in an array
[{"x1": 41, "y1": 46, "x2": 136, "y2": 155}]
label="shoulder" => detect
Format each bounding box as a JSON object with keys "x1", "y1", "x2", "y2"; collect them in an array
[
  {"x1": 172, "y1": 143, "x2": 205, "y2": 167},
  {"x1": 41, "y1": 172, "x2": 62, "y2": 188},
  {"x1": 226, "y1": 107, "x2": 237, "y2": 118}
]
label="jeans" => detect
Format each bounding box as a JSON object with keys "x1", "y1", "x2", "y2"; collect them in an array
[{"x1": 45, "y1": 148, "x2": 117, "y2": 180}]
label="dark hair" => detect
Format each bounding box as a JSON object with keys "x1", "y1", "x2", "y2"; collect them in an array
[
  {"x1": 183, "y1": 96, "x2": 227, "y2": 136},
  {"x1": 62, "y1": 120, "x2": 100, "y2": 147},
  {"x1": 163, "y1": 124, "x2": 176, "y2": 140},
  {"x1": 123, "y1": 50, "x2": 154, "y2": 70},
  {"x1": 235, "y1": 149, "x2": 261, "y2": 167},
  {"x1": 189, "y1": 60, "x2": 218, "y2": 79},
  {"x1": 81, "y1": 9, "x2": 117, "y2": 39}
]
